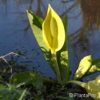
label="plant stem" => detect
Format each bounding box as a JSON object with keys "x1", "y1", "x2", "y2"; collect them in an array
[{"x1": 52, "y1": 52, "x2": 61, "y2": 83}]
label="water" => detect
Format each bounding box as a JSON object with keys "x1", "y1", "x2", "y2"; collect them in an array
[{"x1": 0, "y1": 0, "x2": 100, "y2": 79}]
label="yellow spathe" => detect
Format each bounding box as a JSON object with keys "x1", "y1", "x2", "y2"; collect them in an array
[
  {"x1": 74, "y1": 55, "x2": 92, "y2": 79},
  {"x1": 42, "y1": 4, "x2": 65, "y2": 54}
]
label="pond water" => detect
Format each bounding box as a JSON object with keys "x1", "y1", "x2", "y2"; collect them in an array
[{"x1": 0, "y1": 0, "x2": 100, "y2": 79}]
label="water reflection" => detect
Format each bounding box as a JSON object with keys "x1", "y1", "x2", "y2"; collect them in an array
[
  {"x1": 81, "y1": 0, "x2": 100, "y2": 29},
  {"x1": 0, "y1": 0, "x2": 100, "y2": 77},
  {"x1": 0, "y1": 0, "x2": 7, "y2": 5},
  {"x1": 0, "y1": 0, "x2": 8, "y2": 15}
]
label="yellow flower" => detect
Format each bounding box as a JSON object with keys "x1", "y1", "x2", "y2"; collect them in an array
[{"x1": 42, "y1": 4, "x2": 65, "y2": 54}]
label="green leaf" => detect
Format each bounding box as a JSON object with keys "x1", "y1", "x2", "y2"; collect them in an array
[
  {"x1": 18, "y1": 89, "x2": 27, "y2": 100},
  {"x1": 10, "y1": 72, "x2": 54, "y2": 85},
  {"x1": 26, "y1": 10, "x2": 48, "y2": 51},
  {"x1": 0, "y1": 84, "x2": 26, "y2": 100},
  {"x1": 0, "y1": 84, "x2": 7, "y2": 90},
  {"x1": 0, "y1": 76, "x2": 3, "y2": 82},
  {"x1": 27, "y1": 10, "x2": 43, "y2": 29},
  {"x1": 74, "y1": 55, "x2": 92, "y2": 79},
  {"x1": 58, "y1": 51, "x2": 70, "y2": 84},
  {"x1": 86, "y1": 59, "x2": 100, "y2": 75},
  {"x1": 63, "y1": 16, "x2": 68, "y2": 33},
  {"x1": 56, "y1": 16, "x2": 70, "y2": 84},
  {"x1": 69, "y1": 75, "x2": 100, "y2": 100}
]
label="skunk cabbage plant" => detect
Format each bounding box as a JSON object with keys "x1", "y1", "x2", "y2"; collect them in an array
[
  {"x1": 25, "y1": 4, "x2": 100, "y2": 99},
  {"x1": 27, "y1": 4, "x2": 70, "y2": 83}
]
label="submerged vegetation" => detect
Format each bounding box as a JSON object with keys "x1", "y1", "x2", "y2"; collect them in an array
[{"x1": 0, "y1": 0, "x2": 100, "y2": 100}]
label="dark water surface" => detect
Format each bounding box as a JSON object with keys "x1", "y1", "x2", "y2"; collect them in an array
[{"x1": 0, "y1": 0, "x2": 100, "y2": 79}]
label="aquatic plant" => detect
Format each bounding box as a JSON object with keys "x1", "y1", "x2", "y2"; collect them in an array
[
  {"x1": 26, "y1": 4, "x2": 100, "y2": 99},
  {"x1": 27, "y1": 4, "x2": 70, "y2": 84},
  {"x1": 0, "y1": 3, "x2": 100, "y2": 100}
]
